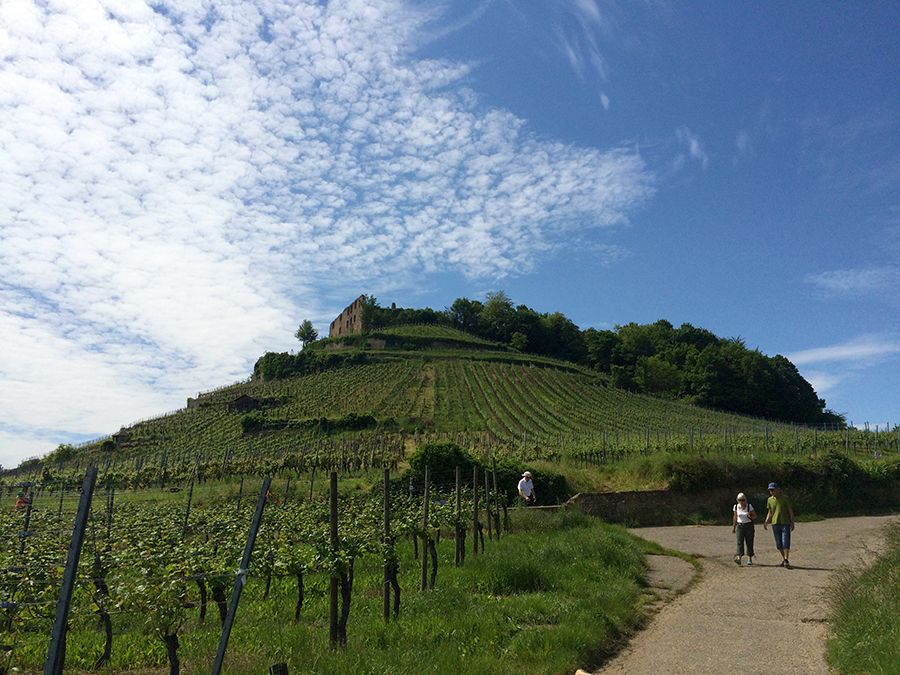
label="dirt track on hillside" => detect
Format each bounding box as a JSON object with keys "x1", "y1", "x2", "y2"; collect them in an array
[{"x1": 589, "y1": 514, "x2": 898, "y2": 675}]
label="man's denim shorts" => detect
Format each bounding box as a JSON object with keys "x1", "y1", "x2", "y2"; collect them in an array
[{"x1": 771, "y1": 523, "x2": 791, "y2": 550}]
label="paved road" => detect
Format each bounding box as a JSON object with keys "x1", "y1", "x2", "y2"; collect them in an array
[{"x1": 591, "y1": 515, "x2": 897, "y2": 675}]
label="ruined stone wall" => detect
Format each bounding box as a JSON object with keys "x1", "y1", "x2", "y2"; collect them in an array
[{"x1": 329, "y1": 295, "x2": 365, "y2": 338}]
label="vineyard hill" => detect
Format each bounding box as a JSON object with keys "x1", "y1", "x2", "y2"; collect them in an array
[{"x1": 60, "y1": 324, "x2": 794, "y2": 467}]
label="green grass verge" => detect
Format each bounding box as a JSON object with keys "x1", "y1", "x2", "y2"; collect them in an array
[{"x1": 826, "y1": 519, "x2": 900, "y2": 675}]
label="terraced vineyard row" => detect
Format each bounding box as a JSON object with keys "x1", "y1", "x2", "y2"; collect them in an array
[{"x1": 45, "y1": 348, "x2": 895, "y2": 484}]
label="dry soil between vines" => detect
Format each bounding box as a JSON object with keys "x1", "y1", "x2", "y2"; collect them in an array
[{"x1": 588, "y1": 514, "x2": 898, "y2": 675}]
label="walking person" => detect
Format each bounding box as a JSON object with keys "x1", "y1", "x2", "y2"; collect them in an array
[
  {"x1": 518, "y1": 471, "x2": 536, "y2": 505},
  {"x1": 763, "y1": 482, "x2": 795, "y2": 567},
  {"x1": 731, "y1": 492, "x2": 756, "y2": 565}
]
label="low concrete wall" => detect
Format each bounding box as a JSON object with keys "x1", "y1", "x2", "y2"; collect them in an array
[
  {"x1": 566, "y1": 488, "x2": 755, "y2": 527},
  {"x1": 567, "y1": 482, "x2": 900, "y2": 527}
]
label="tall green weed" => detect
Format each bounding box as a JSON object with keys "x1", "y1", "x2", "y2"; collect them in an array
[{"x1": 827, "y1": 520, "x2": 900, "y2": 674}]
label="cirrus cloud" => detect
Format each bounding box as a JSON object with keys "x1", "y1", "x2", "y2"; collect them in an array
[{"x1": 0, "y1": 0, "x2": 654, "y2": 465}]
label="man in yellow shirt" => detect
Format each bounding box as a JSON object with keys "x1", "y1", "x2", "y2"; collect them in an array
[{"x1": 763, "y1": 482, "x2": 795, "y2": 568}]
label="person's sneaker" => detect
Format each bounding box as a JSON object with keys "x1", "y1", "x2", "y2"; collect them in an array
[
  {"x1": 733, "y1": 555, "x2": 741, "y2": 565},
  {"x1": 784, "y1": 560, "x2": 791, "y2": 569},
  {"x1": 780, "y1": 560, "x2": 786, "y2": 567},
  {"x1": 747, "y1": 560, "x2": 753, "y2": 566}
]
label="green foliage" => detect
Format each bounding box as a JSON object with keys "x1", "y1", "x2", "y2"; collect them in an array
[
  {"x1": 408, "y1": 442, "x2": 478, "y2": 477},
  {"x1": 0, "y1": 478, "x2": 653, "y2": 675},
  {"x1": 352, "y1": 293, "x2": 590, "y2": 365},
  {"x1": 312, "y1": 328, "x2": 508, "y2": 355},
  {"x1": 524, "y1": 469, "x2": 570, "y2": 505},
  {"x1": 403, "y1": 444, "x2": 571, "y2": 506},
  {"x1": 660, "y1": 451, "x2": 900, "y2": 517},
  {"x1": 241, "y1": 411, "x2": 378, "y2": 436},
  {"x1": 47, "y1": 443, "x2": 77, "y2": 463},
  {"x1": 359, "y1": 295, "x2": 442, "y2": 332},
  {"x1": 491, "y1": 459, "x2": 570, "y2": 506},
  {"x1": 445, "y1": 297, "x2": 485, "y2": 334},
  {"x1": 827, "y1": 520, "x2": 900, "y2": 674},
  {"x1": 510, "y1": 331, "x2": 527, "y2": 351},
  {"x1": 583, "y1": 319, "x2": 841, "y2": 425},
  {"x1": 23, "y1": 316, "x2": 890, "y2": 495},
  {"x1": 253, "y1": 348, "x2": 370, "y2": 380},
  {"x1": 240, "y1": 411, "x2": 269, "y2": 434},
  {"x1": 665, "y1": 456, "x2": 728, "y2": 492},
  {"x1": 322, "y1": 412, "x2": 378, "y2": 433},
  {"x1": 294, "y1": 319, "x2": 319, "y2": 347}
]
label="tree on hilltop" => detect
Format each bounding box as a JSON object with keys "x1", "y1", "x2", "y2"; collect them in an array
[{"x1": 295, "y1": 319, "x2": 319, "y2": 348}]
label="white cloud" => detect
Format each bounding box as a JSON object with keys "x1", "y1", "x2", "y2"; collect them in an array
[
  {"x1": 0, "y1": 0, "x2": 654, "y2": 464},
  {"x1": 547, "y1": 0, "x2": 611, "y2": 81},
  {"x1": 786, "y1": 336, "x2": 900, "y2": 367},
  {"x1": 675, "y1": 125, "x2": 708, "y2": 168},
  {"x1": 806, "y1": 267, "x2": 900, "y2": 297},
  {"x1": 733, "y1": 128, "x2": 753, "y2": 166},
  {"x1": 800, "y1": 370, "x2": 843, "y2": 395},
  {"x1": 786, "y1": 335, "x2": 900, "y2": 422}
]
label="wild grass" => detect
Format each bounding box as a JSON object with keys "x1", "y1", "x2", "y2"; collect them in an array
[{"x1": 826, "y1": 519, "x2": 900, "y2": 675}]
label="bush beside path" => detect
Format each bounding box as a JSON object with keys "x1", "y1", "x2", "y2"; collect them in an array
[{"x1": 589, "y1": 515, "x2": 897, "y2": 675}]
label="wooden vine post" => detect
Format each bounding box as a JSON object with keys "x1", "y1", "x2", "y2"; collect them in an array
[
  {"x1": 45, "y1": 466, "x2": 98, "y2": 675},
  {"x1": 420, "y1": 466, "x2": 430, "y2": 591},
  {"x1": 472, "y1": 466, "x2": 479, "y2": 557},
  {"x1": 211, "y1": 476, "x2": 271, "y2": 675},
  {"x1": 491, "y1": 457, "x2": 502, "y2": 537},
  {"x1": 455, "y1": 466, "x2": 464, "y2": 566},
  {"x1": 484, "y1": 470, "x2": 492, "y2": 540},
  {"x1": 383, "y1": 468, "x2": 391, "y2": 620},
  {"x1": 19, "y1": 489, "x2": 35, "y2": 556},
  {"x1": 329, "y1": 471, "x2": 339, "y2": 649}
]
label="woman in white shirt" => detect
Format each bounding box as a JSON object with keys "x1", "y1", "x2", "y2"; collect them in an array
[{"x1": 731, "y1": 492, "x2": 756, "y2": 565}]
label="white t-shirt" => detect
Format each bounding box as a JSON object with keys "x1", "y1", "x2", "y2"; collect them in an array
[
  {"x1": 733, "y1": 503, "x2": 755, "y2": 524},
  {"x1": 518, "y1": 477, "x2": 534, "y2": 498}
]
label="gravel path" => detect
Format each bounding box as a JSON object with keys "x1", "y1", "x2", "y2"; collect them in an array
[{"x1": 589, "y1": 514, "x2": 898, "y2": 675}]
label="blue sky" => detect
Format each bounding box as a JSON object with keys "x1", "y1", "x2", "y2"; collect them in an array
[{"x1": 1, "y1": 0, "x2": 898, "y2": 468}]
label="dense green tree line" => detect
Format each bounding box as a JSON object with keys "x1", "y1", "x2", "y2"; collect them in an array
[
  {"x1": 583, "y1": 320, "x2": 844, "y2": 425},
  {"x1": 349, "y1": 294, "x2": 843, "y2": 427}
]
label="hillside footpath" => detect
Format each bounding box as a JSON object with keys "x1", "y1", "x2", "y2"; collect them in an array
[{"x1": 587, "y1": 514, "x2": 897, "y2": 675}]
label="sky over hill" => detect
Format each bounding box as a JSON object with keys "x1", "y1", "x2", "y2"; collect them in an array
[{"x1": 1, "y1": 0, "x2": 898, "y2": 467}]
